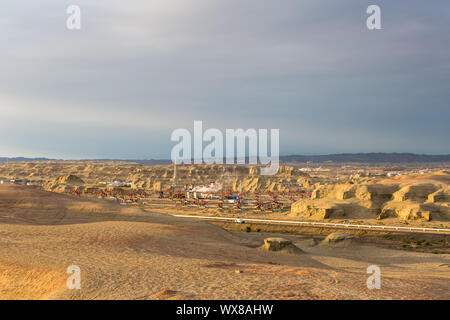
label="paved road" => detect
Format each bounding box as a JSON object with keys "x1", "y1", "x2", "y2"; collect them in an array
[{"x1": 174, "y1": 214, "x2": 450, "y2": 235}]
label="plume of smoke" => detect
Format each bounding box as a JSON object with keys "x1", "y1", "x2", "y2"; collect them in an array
[{"x1": 191, "y1": 182, "x2": 223, "y2": 193}]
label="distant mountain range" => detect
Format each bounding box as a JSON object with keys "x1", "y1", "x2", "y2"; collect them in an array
[
  {"x1": 1, "y1": 153, "x2": 449, "y2": 164},
  {"x1": 280, "y1": 153, "x2": 450, "y2": 163},
  {"x1": 0, "y1": 157, "x2": 58, "y2": 163}
]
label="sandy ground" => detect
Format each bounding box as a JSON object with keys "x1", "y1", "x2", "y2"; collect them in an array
[{"x1": 0, "y1": 185, "x2": 448, "y2": 300}]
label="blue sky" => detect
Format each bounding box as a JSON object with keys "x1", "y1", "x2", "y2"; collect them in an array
[{"x1": 1, "y1": 0, "x2": 449, "y2": 159}]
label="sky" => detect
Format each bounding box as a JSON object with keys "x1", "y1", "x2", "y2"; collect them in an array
[{"x1": 0, "y1": 0, "x2": 449, "y2": 159}]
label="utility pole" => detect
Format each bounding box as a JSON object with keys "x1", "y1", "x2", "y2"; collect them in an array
[
  {"x1": 173, "y1": 157, "x2": 177, "y2": 181},
  {"x1": 172, "y1": 156, "x2": 177, "y2": 191}
]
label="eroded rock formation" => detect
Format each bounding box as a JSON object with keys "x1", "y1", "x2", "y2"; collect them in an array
[{"x1": 290, "y1": 173, "x2": 449, "y2": 222}]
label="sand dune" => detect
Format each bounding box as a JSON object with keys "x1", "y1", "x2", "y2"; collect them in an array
[{"x1": 0, "y1": 185, "x2": 448, "y2": 299}]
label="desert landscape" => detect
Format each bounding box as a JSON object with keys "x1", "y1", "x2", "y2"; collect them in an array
[
  {"x1": 3, "y1": 0, "x2": 450, "y2": 305},
  {"x1": 0, "y1": 160, "x2": 448, "y2": 300}
]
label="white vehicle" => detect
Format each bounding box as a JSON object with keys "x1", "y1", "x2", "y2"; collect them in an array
[{"x1": 235, "y1": 219, "x2": 245, "y2": 224}]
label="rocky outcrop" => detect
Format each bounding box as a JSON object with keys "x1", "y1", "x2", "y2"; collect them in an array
[
  {"x1": 291, "y1": 200, "x2": 345, "y2": 219},
  {"x1": 291, "y1": 180, "x2": 449, "y2": 222},
  {"x1": 392, "y1": 184, "x2": 439, "y2": 202},
  {"x1": 320, "y1": 233, "x2": 355, "y2": 247},
  {"x1": 260, "y1": 238, "x2": 303, "y2": 254},
  {"x1": 380, "y1": 201, "x2": 432, "y2": 221},
  {"x1": 43, "y1": 175, "x2": 85, "y2": 192},
  {"x1": 428, "y1": 188, "x2": 450, "y2": 203}
]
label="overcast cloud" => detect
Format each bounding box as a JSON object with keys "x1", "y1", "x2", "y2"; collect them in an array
[{"x1": 0, "y1": 0, "x2": 449, "y2": 158}]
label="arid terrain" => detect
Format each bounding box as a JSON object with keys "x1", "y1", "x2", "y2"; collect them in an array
[
  {"x1": 3, "y1": 0, "x2": 450, "y2": 304},
  {"x1": 1, "y1": 161, "x2": 448, "y2": 227},
  {"x1": 0, "y1": 183, "x2": 449, "y2": 300},
  {"x1": 290, "y1": 171, "x2": 450, "y2": 223}
]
